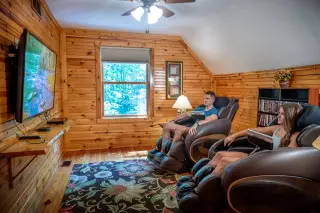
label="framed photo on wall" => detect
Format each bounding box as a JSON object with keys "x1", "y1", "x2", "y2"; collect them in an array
[{"x1": 166, "y1": 61, "x2": 183, "y2": 99}]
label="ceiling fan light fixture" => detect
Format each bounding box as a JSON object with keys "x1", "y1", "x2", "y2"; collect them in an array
[
  {"x1": 147, "y1": 12, "x2": 158, "y2": 24},
  {"x1": 131, "y1": 6, "x2": 144, "y2": 21},
  {"x1": 150, "y1": 5, "x2": 163, "y2": 20}
]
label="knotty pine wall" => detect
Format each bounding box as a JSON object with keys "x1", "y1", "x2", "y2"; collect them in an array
[
  {"x1": 63, "y1": 29, "x2": 212, "y2": 151},
  {"x1": 0, "y1": 0, "x2": 63, "y2": 212},
  {"x1": 213, "y1": 65, "x2": 320, "y2": 133}
]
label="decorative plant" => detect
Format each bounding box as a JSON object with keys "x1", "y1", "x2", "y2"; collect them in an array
[{"x1": 274, "y1": 69, "x2": 293, "y2": 82}]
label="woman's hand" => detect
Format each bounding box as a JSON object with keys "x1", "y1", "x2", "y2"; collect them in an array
[
  {"x1": 224, "y1": 135, "x2": 236, "y2": 146},
  {"x1": 188, "y1": 123, "x2": 198, "y2": 135}
]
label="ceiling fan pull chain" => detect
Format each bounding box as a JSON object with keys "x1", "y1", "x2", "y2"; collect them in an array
[{"x1": 145, "y1": 21, "x2": 150, "y2": 34}]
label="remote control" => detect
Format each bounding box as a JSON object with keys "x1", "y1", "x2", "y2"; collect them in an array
[
  {"x1": 36, "y1": 127, "x2": 52, "y2": 132},
  {"x1": 19, "y1": 135, "x2": 42, "y2": 140}
]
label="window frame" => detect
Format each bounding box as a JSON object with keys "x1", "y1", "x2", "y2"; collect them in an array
[{"x1": 101, "y1": 61, "x2": 150, "y2": 119}]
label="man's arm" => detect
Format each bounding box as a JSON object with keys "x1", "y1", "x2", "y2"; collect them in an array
[
  {"x1": 188, "y1": 114, "x2": 218, "y2": 135},
  {"x1": 198, "y1": 114, "x2": 218, "y2": 125}
]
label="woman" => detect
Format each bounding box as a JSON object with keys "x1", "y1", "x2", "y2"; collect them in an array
[{"x1": 208, "y1": 103, "x2": 303, "y2": 175}]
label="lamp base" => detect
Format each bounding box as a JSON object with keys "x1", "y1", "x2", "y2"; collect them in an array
[{"x1": 177, "y1": 108, "x2": 187, "y2": 114}]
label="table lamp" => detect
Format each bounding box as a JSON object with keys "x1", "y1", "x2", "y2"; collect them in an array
[
  {"x1": 312, "y1": 136, "x2": 320, "y2": 150},
  {"x1": 172, "y1": 95, "x2": 192, "y2": 114}
]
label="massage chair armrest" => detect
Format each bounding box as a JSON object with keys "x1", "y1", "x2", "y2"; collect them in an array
[
  {"x1": 189, "y1": 134, "x2": 227, "y2": 163},
  {"x1": 208, "y1": 136, "x2": 252, "y2": 159},
  {"x1": 174, "y1": 116, "x2": 195, "y2": 126},
  {"x1": 184, "y1": 118, "x2": 231, "y2": 158},
  {"x1": 227, "y1": 175, "x2": 320, "y2": 213},
  {"x1": 221, "y1": 147, "x2": 320, "y2": 192}
]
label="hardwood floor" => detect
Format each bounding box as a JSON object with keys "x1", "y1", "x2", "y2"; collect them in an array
[{"x1": 41, "y1": 146, "x2": 153, "y2": 213}]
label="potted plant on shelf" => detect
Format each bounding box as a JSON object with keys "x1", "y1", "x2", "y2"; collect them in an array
[{"x1": 274, "y1": 69, "x2": 293, "y2": 88}]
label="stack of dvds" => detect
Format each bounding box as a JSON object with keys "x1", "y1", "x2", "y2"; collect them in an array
[
  {"x1": 258, "y1": 113, "x2": 277, "y2": 127},
  {"x1": 259, "y1": 99, "x2": 279, "y2": 114}
]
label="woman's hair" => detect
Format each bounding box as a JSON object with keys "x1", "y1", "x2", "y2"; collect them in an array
[{"x1": 280, "y1": 103, "x2": 303, "y2": 147}]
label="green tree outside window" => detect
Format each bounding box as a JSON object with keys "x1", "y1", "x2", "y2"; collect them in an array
[{"x1": 103, "y1": 62, "x2": 148, "y2": 116}]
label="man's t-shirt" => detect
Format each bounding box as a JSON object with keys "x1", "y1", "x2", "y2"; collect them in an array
[{"x1": 193, "y1": 106, "x2": 219, "y2": 119}]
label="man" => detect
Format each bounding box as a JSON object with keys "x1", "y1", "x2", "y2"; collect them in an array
[{"x1": 161, "y1": 91, "x2": 219, "y2": 152}]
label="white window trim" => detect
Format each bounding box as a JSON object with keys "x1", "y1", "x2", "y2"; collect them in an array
[{"x1": 101, "y1": 61, "x2": 150, "y2": 119}]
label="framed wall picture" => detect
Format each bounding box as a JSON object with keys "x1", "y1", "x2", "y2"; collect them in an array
[{"x1": 166, "y1": 61, "x2": 183, "y2": 99}]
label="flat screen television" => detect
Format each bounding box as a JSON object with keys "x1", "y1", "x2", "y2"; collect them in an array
[{"x1": 16, "y1": 29, "x2": 57, "y2": 123}]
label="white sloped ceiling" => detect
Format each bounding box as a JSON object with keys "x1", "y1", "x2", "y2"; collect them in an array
[{"x1": 47, "y1": 0, "x2": 320, "y2": 74}]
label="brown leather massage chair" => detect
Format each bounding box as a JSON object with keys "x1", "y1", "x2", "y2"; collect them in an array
[
  {"x1": 176, "y1": 105, "x2": 320, "y2": 213},
  {"x1": 147, "y1": 97, "x2": 239, "y2": 173}
]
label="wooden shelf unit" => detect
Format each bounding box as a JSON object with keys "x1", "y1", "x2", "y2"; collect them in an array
[
  {"x1": 257, "y1": 88, "x2": 319, "y2": 127},
  {"x1": 0, "y1": 121, "x2": 70, "y2": 188}
]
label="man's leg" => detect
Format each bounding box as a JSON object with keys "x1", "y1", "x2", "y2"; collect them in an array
[
  {"x1": 161, "y1": 123, "x2": 189, "y2": 152},
  {"x1": 172, "y1": 125, "x2": 190, "y2": 143}
]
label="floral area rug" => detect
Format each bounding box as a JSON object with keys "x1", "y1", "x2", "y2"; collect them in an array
[{"x1": 61, "y1": 159, "x2": 186, "y2": 213}]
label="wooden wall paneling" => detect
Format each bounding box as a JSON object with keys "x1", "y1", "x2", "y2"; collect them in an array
[
  {"x1": 64, "y1": 30, "x2": 212, "y2": 151},
  {"x1": 214, "y1": 64, "x2": 320, "y2": 133},
  {"x1": 60, "y1": 32, "x2": 68, "y2": 118},
  {"x1": 0, "y1": 0, "x2": 63, "y2": 212},
  {"x1": 149, "y1": 48, "x2": 155, "y2": 117},
  {"x1": 308, "y1": 88, "x2": 320, "y2": 106},
  {"x1": 95, "y1": 44, "x2": 101, "y2": 119},
  {"x1": 60, "y1": 31, "x2": 69, "y2": 149}
]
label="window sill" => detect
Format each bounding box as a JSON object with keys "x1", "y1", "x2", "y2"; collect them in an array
[{"x1": 97, "y1": 116, "x2": 153, "y2": 124}]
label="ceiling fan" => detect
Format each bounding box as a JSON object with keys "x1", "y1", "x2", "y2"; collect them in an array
[{"x1": 121, "y1": 0, "x2": 196, "y2": 24}]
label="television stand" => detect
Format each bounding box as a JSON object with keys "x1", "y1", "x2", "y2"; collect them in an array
[{"x1": 0, "y1": 121, "x2": 70, "y2": 189}]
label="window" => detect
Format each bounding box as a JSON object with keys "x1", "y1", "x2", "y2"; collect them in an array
[{"x1": 102, "y1": 62, "x2": 149, "y2": 117}]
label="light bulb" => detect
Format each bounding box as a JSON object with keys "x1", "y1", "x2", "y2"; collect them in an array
[
  {"x1": 131, "y1": 7, "x2": 144, "y2": 21},
  {"x1": 150, "y1": 6, "x2": 163, "y2": 20},
  {"x1": 148, "y1": 12, "x2": 158, "y2": 24}
]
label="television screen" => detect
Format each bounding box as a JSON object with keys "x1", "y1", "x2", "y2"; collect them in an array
[{"x1": 16, "y1": 30, "x2": 56, "y2": 122}]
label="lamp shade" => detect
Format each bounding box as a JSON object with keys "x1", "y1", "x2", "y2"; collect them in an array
[
  {"x1": 148, "y1": 12, "x2": 158, "y2": 24},
  {"x1": 150, "y1": 6, "x2": 163, "y2": 20},
  {"x1": 131, "y1": 7, "x2": 144, "y2": 21},
  {"x1": 172, "y1": 95, "x2": 192, "y2": 109},
  {"x1": 148, "y1": 6, "x2": 163, "y2": 24}
]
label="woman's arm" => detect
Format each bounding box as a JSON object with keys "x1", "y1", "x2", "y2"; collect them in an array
[
  {"x1": 288, "y1": 132, "x2": 299, "y2": 148},
  {"x1": 225, "y1": 125, "x2": 280, "y2": 146}
]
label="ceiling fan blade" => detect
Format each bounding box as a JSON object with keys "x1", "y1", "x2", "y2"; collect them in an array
[
  {"x1": 164, "y1": 0, "x2": 195, "y2": 3},
  {"x1": 156, "y1": 5, "x2": 175, "y2": 18},
  {"x1": 121, "y1": 7, "x2": 139, "y2": 16}
]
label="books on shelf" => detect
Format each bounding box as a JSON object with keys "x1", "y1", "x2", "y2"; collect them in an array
[
  {"x1": 258, "y1": 113, "x2": 277, "y2": 127},
  {"x1": 258, "y1": 99, "x2": 279, "y2": 114}
]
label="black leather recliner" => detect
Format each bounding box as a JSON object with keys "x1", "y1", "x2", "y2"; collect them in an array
[
  {"x1": 176, "y1": 105, "x2": 320, "y2": 213},
  {"x1": 147, "y1": 97, "x2": 239, "y2": 173}
]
